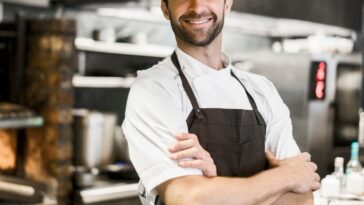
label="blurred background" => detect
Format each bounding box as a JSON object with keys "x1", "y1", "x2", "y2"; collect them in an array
[{"x1": 0, "y1": 0, "x2": 363, "y2": 204}]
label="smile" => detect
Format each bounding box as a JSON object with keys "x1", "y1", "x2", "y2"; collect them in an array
[{"x1": 184, "y1": 17, "x2": 213, "y2": 25}]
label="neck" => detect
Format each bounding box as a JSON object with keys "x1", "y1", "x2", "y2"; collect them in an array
[{"x1": 176, "y1": 36, "x2": 224, "y2": 70}]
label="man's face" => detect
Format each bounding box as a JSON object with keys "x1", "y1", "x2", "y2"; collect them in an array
[{"x1": 162, "y1": 0, "x2": 232, "y2": 47}]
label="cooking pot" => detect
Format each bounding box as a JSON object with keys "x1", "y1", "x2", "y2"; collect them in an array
[
  {"x1": 73, "y1": 109, "x2": 117, "y2": 168},
  {"x1": 113, "y1": 126, "x2": 130, "y2": 162}
]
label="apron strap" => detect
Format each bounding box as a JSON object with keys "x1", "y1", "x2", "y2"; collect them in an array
[
  {"x1": 230, "y1": 71, "x2": 258, "y2": 111},
  {"x1": 231, "y1": 70, "x2": 265, "y2": 125},
  {"x1": 171, "y1": 51, "x2": 200, "y2": 109},
  {"x1": 172, "y1": 50, "x2": 264, "y2": 125},
  {"x1": 155, "y1": 195, "x2": 163, "y2": 205}
]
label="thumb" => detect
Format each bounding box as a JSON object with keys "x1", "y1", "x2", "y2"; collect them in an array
[{"x1": 265, "y1": 151, "x2": 279, "y2": 167}]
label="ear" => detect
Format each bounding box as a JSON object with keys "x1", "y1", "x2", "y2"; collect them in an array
[
  {"x1": 225, "y1": 0, "x2": 233, "y2": 14},
  {"x1": 161, "y1": 0, "x2": 170, "y2": 20}
]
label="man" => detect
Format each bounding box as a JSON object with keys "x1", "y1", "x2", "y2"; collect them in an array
[{"x1": 122, "y1": 0, "x2": 320, "y2": 204}]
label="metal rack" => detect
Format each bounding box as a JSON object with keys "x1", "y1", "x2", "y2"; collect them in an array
[
  {"x1": 0, "y1": 116, "x2": 43, "y2": 129},
  {"x1": 0, "y1": 103, "x2": 44, "y2": 177}
]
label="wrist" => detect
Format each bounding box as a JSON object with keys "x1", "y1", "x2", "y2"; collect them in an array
[{"x1": 275, "y1": 166, "x2": 297, "y2": 192}]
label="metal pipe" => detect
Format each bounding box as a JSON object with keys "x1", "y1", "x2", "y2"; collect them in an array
[{"x1": 359, "y1": 2, "x2": 364, "y2": 147}]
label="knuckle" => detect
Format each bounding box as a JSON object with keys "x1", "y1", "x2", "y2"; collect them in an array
[
  {"x1": 198, "y1": 150, "x2": 204, "y2": 159},
  {"x1": 192, "y1": 134, "x2": 200, "y2": 142},
  {"x1": 193, "y1": 147, "x2": 199, "y2": 154},
  {"x1": 175, "y1": 143, "x2": 181, "y2": 150},
  {"x1": 205, "y1": 151, "x2": 211, "y2": 158},
  {"x1": 181, "y1": 161, "x2": 190, "y2": 166},
  {"x1": 176, "y1": 152, "x2": 182, "y2": 158}
]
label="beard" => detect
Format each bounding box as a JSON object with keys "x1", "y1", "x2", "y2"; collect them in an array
[{"x1": 169, "y1": 9, "x2": 225, "y2": 47}]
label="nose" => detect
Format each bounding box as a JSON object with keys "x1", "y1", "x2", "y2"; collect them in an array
[{"x1": 188, "y1": 0, "x2": 206, "y2": 14}]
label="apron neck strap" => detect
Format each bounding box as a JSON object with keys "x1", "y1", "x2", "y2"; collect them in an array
[
  {"x1": 230, "y1": 71, "x2": 259, "y2": 111},
  {"x1": 171, "y1": 51, "x2": 200, "y2": 109},
  {"x1": 231, "y1": 70, "x2": 265, "y2": 125},
  {"x1": 172, "y1": 50, "x2": 262, "y2": 122}
]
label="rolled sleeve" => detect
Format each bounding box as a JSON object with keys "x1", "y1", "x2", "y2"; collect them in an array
[
  {"x1": 255, "y1": 76, "x2": 300, "y2": 159},
  {"x1": 122, "y1": 71, "x2": 202, "y2": 196}
]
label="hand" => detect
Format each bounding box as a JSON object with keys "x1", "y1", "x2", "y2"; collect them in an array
[
  {"x1": 169, "y1": 133, "x2": 217, "y2": 177},
  {"x1": 266, "y1": 152, "x2": 321, "y2": 193}
]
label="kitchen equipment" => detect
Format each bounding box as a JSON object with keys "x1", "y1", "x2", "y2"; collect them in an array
[
  {"x1": 0, "y1": 175, "x2": 46, "y2": 203},
  {"x1": 74, "y1": 182, "x2": 139, "y2": 205},
  {"x1": 99, "y1": 163, "x2": 139, "y2": 181},
  {"x1": 232, "y1": 51, "x2": 362, "y2": 176},
  {"x1": 114, "y1": 126, "x2": 130, "y2": 162},
  {"x1": 73, "y1": 109, "x2": 117, "y2": 168}
]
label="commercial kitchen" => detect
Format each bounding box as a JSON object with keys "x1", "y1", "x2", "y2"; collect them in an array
[{"x1": 0, "y1": 0, "x2": 363, "y2": 204}]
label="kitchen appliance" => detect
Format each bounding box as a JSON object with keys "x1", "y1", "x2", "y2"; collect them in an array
[{"x1": 232, "y1": 51, "x2": 362, "y2": 176}]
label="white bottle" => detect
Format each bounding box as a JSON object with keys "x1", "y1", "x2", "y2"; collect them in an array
[
  {"x1": 346, "y1": 142, "x2": 362, "y2": 175},
  {"x1": 332, "y1": 157, "x2": 344, "y2": 191},
  {"x1": 345, "y1": 173, "x2": 363, "y2": 195},
  {"x1": 345, "y1": 142, "x2": 363, "y2": 195},
  {"x1": 321, "y1": 175, "x2": 341, "y2": 197}
]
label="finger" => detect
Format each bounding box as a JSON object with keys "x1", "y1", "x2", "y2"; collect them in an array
[
  {"x1": 300, "y1": 152, "x2": 311, "y2": 162},
  {"x1": 178, "y1": 159, "x2": 217, "y2": 177},
  {"x1": 175, "y1": 133, "x2": 190, "y2": 141},
  {"x1": 178, "y1": 159, "x2": 205, "y2": 169},
  {"x1": 170, "y1": 147, "x2": 202, "y2": 160},
  {"x1": 312, "y1": 181, "x2": 321, "y2": 191},
  {"x1": 265, "y1": 151, "x2": 279, "y2": 167},
  {"x1": 168, "y1": 139, "x2": 194, "y2": 152},
  {"x1": 310, "y1": 162, "x2": 318, "y2": 172},
  {"x1": 314, "y1": 173, "x2": 320, "y2": 182},
  {"x1": 178, "y1": 133, "x2": 199, "y2": 142}
]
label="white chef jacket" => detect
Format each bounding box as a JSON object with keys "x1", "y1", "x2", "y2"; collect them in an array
[{"x1": 122, "y1": 47, "x2": 300, "y2": 205}]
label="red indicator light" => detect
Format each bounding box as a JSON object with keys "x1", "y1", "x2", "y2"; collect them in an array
[
  {"x1": 310, "y1": 61, "x2": 327, "y2": 100},
  {"x1": 319, "y1": 62, "x2": 326, "y2": 70},
  {"x1": 315, "y1": 81, "x2": 325, "y2": 99},
  {"x1": 316, "y1": 67, "x2": 326, "y2": 81}
]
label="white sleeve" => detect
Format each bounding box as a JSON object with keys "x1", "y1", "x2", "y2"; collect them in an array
[
  {"x1": 261, "y1": 78, "x2": 300, "y2": 160},
  {"x1": 122, "y1": 72, "x2": 202, "y2": 195}
]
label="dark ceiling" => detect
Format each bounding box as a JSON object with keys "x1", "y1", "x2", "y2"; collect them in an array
[{"x1": 232, "y1": 0, "x2": 363, "y2": 31}]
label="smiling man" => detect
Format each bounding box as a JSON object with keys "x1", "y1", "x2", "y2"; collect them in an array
[{"x1": 122, "y1": 0, "x2": 320, "y2": 205}]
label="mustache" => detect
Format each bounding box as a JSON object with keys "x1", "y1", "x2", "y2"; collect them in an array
[{"x1": 180, "y1": 11, "x2": 217, "y2": 21}]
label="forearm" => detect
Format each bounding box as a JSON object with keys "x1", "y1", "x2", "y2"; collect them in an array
[
  {"x1": 159, "y1": 167, "x2": 294, "y2": 205},
  {"x1": 271, "y1": 191, "x2": 313, "y2": 205}
]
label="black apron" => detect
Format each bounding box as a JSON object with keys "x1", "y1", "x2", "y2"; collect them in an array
[{"x1": 154, "y1": 52, "x2": 267, "y2": 205}]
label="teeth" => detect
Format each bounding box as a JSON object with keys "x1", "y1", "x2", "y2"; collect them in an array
[{"x1": 187, "y1": 19, "x2": 210, "y2": 25}]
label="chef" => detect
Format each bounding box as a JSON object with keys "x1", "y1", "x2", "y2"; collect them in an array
[{"x1": 122, "y1": 0, "x2": 320, "y2": 205}]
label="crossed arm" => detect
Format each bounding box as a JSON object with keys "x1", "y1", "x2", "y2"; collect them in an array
[{"x1": 156, "y1": 133, "x2": 319, "y2": 205}]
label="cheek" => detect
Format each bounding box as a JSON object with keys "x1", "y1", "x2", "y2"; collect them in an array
[{"x1": 167, "y1": 9, "x2": 182, "y2": 24}]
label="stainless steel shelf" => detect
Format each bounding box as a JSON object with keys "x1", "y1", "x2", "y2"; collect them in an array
[
  {"x1": 77, "y1": 183, "x2": 138, "y2": 204},
  {"x1": 0, "y1": 116, "x2": 43, "y2": 129},
  {"x1": 72, "y1": 75, "x2": 136, "y2": 88},
  {"x1": 75, "y1": 38, "x2": 173, "y2": 58}
]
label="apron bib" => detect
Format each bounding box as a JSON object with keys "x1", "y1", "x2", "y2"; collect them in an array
[{"x1": 155, "y1": 52, "x2": 268, "y2": 204}]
